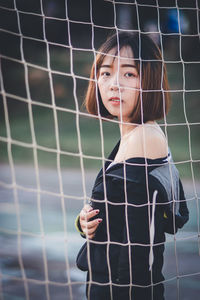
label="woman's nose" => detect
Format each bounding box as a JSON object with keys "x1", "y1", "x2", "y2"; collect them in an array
[{"x1": 110, "y1": 74, "x2": 120, "y2": 91}]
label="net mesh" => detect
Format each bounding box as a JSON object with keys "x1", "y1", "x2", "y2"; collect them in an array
[{"x1": 0, "y1": 0, "x2": 200, "y2": 299}]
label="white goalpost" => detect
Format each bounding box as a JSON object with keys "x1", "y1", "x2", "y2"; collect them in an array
[{"x1": 0, "y1": 0, "x2": 200, "y2": 299}]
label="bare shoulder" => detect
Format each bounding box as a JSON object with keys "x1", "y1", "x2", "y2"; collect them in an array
[{"x1": 124, "y1": 124, "x2": 168, "y2": 160}]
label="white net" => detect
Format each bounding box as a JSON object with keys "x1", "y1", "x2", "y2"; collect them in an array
[{"x1": 0, "y1": 0, "x2": 200, "y2": 299}]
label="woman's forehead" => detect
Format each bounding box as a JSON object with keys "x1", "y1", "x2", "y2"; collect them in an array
[{"x1": 101, "y1": 46, "x2": 135, "y2": 64}]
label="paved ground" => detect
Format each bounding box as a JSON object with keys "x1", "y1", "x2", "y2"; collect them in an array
[{"x1": 0, "y1": 165, "x2": 199, "y2": 300}]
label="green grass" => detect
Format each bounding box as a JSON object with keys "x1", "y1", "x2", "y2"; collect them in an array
[{"x1": 0, "y1": 47, "x2": 199, "y2": 179}]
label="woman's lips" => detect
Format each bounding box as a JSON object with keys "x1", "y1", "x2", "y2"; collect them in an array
[{"x1": 109, "y1": 97, "x2": 122, "y2": 105}]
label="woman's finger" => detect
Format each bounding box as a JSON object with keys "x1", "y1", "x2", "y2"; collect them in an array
[
  {"x1": 80, "y1": 208, "x2": 100, "y2": 222},
  {"x1": 82, "y1": 219, "x2": 102, "y2": 238},
  {"x1": 86, "y1": 218, "x2": 102, "y2": 229},
  {"x1": 81, "y1": 218, "x2": 102, "y2": 232},
  {"x1": 88, "y1": 232, "x2": 96, "y2": 239}
]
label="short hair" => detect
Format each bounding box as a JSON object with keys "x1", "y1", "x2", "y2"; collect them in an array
[{"x1": 84, "y1": 31, "x2": 171, "y2": 124}]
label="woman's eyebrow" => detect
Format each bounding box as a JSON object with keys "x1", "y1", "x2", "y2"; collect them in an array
[
  {"x1": 121, "y1": 64, "x2": 136, "y2": 68},
  {"x1": 100, "y1": 63, "x2": 136, "y2": 69},
  {"x1": 99, "y1": 64, "x2": 111, "y2": 68}
]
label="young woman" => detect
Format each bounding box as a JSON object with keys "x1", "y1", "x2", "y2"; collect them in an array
[{"x1": 75, "y1": 32, "x2": 189, "y2": 300}]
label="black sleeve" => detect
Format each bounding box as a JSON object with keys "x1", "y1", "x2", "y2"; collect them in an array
[
  {"x1": 117, "y1": 180, "x2": 165, "y2": 298},
  {"x1": 155, "y1": 178, "x2": 189, "y2": 234},
  {"x1": 117, "y1": 182, "x2": 150, "y2": 282},
  {"x1": 177, "y1": 179, "x2": 189, "y2": 227}
]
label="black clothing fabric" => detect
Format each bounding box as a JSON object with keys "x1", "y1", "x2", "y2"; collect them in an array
[
  {"x1": 86, "y1": 272, "x2": 164, "y2": 300},
  {"x1": 77, "y1": 140, "x2": 189, "y2": 300}
]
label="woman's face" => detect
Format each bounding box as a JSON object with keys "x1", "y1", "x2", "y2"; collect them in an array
[{"x1": 97, "y1": 46, "x2": 140, "y2": 123}]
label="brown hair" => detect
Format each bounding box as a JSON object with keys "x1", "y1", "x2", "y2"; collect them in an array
[{"x1": 84, "y1": 32, "x2": 171, "y2": 124}]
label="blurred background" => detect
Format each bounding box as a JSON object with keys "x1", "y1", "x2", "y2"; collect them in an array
[{"x1": 0, "y1": 0, "x2": 200, "y2": 299}]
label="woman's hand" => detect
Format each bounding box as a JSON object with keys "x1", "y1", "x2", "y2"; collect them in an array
[{"x1": 79, "y1": 204, "x2": 102, "y2": 239}]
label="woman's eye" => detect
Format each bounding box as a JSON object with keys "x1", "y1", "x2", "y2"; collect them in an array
[
  {"x1": 102, "y1": 72, "x2": 110, "y2": 77},
  {"x1": 125, "y1": 72, "x2": 136, "y2": 78}
]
